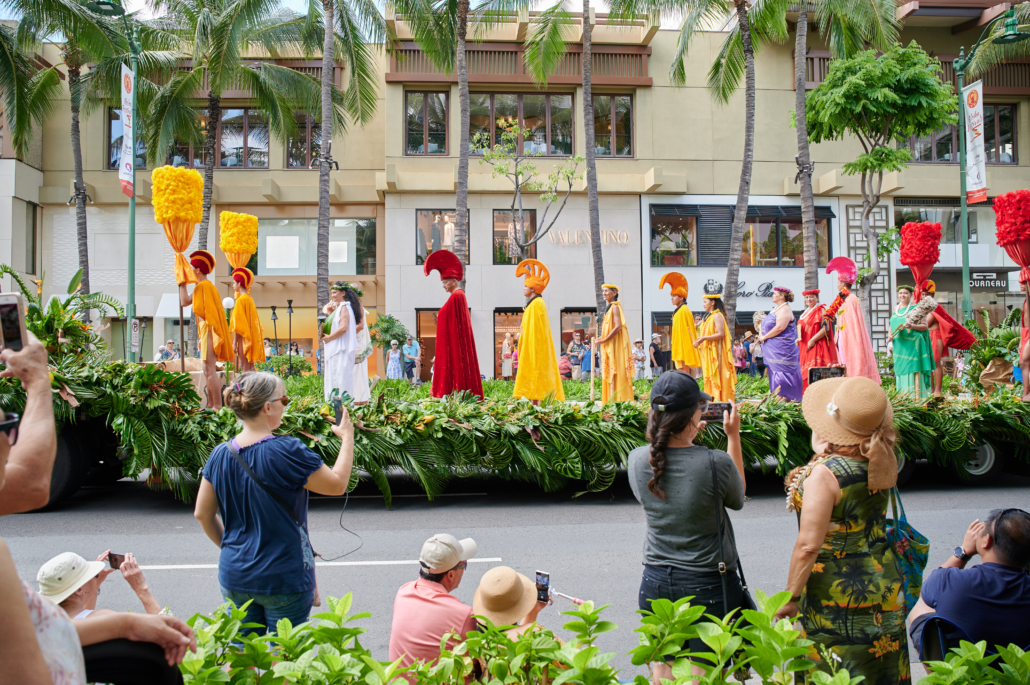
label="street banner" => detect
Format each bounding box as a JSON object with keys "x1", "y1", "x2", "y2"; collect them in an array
[
  {"x1": 118, "y1": 64, "x2": 135, "y2": 198},
  {"x1": 962, "y1": 80, "x2": 987, "y2": 204}
]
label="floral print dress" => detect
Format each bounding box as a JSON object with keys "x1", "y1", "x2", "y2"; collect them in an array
[{"x1": 794, "y1": 456, "x2": 910, "y2": 685}]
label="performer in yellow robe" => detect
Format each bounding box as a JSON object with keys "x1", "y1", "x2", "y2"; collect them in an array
[
  {"x1": 229, "y1": 267, "x2": 266, "y2": 372},
  {"x1": 179, "y1": 249, "x2": 232, "y2": 409},
  {"x1": 512, "y1": 259, "x2": 565, "y2": 403},
  {"x1": 695, "y1": 294, "x2": 735, "y2": 402},
  {"x1": 659, "y1": 272, "x2": 700, "y2": 371},
  {"x1": 596, "y1": 284, "x2": 634, "y2": 403}
]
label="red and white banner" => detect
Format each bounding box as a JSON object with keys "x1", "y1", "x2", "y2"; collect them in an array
[
  {"x1": 962, "y1": 80, "x2": 987, "y2": 204},
  {"x1": 118, "y1": 64, "x2": 135, "y2": 198}
]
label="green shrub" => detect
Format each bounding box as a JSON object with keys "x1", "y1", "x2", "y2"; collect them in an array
[{"x1": 258, "y1": 354, "x2": 314, "y2": 377}]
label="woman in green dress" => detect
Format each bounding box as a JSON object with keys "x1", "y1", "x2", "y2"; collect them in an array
[
  {"x1": 889, "y1": 286, "x2": 935, "y2": 399},
  {"x1": 776, "y1": 376, "x2": 909, "y2": 685}
]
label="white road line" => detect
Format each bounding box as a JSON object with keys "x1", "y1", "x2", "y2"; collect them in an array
[
  {"x1": 139, "y1": 557, "x2": 503, "y2": 571},
  {"x1": 310, "y1": 493, "x2": 487, "y2": 500}
]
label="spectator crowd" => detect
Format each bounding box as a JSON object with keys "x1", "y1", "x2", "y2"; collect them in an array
[{"x1": 1, "y1": 333, "x2": 1028, "y2": 685}]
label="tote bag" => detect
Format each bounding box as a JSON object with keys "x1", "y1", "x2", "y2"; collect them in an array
[{"x1": 886, "y1": 487, "x2": 929, "y2": 615}]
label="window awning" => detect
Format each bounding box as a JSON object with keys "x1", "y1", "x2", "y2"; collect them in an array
[
  {"x1": 155, "y1": 294, "x2": 191, "y2": 319},
  {"x1": 744, "y1": 205, "x2": 837, "y2": 219}
]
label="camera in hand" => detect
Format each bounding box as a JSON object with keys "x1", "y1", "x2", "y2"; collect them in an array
[
  {"x1": 535, "y1": 570, "x2": 550, "y2": 603},
  {"x1": 701, "y1": 402, "x2": 733, "y2": 422},
  {"x1": 108, "y1": 553, "x2": 125, "y2": 570},
  {"x1": 809, "y1": 366, "x2": 846, "y2": 385}
]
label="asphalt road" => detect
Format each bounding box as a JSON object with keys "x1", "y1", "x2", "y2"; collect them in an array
[{"x1": 2, "y1": 462, "x2": 1028, "y2": 680}]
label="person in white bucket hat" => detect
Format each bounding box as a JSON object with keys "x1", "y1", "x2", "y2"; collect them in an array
[
  {"x1": 39, "y1": 550, "x2": 163, "y2": 619},
  {"x1": 388, "y1": 533, "x2": 479, "y2": 678}
]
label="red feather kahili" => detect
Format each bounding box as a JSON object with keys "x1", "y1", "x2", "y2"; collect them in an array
[
  {"x1": 994, "y1": 190, "x2": 1030, "y2": 247},
  {"x1": 900, "y1": 221, "x2": 942, "y2": 298}
]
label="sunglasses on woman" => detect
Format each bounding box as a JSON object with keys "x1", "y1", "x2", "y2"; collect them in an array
[
  {"x1": 269, "y1": 397, "x2": 291, "y2": 408},
  {"x1": 0, "y1": 412, "x2": 20, "y2": 446}
]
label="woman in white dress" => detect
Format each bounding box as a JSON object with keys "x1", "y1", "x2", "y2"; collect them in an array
[
  {"x1": 501, "y1": 332, "x2": 513, "y2": 379},
  {"x1": 321, "y1": 282, "x2": 359, "y2": 402},
  {"x1": 352, "y1": 307, "x2": 372, "y2": 403}
]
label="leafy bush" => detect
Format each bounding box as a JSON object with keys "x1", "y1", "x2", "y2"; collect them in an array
[
  {"x1": 918, "y1": 640, "x2": 1030, "y2": 685},
  {"x1": 258, "y1": 354, "x2": 314, "y2": 377},
  {"x1": 963, "y1": 311, "x2": 1022, "y2": 391}
]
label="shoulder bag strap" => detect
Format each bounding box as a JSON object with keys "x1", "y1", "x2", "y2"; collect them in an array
[
  {"x1": 709, "y1": 449, "x2": 731, "y2": 616},
  {"x1": 226, "y1": 441, "x2": 317, "y2": 554}
]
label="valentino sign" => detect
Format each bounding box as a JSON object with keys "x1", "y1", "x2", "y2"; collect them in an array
[{"x1": 548, "y1": 229, "x2": 631, "y2": 246}]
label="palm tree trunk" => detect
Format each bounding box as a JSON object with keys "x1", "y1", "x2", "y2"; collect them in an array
[
  {"x1": 317, "y1": 0, "x2": 335, "y2": 315},
  {"x1": 189, "y1": 92, "x2": 221, "y2": 357},
  {"x1": 795, "y1": 3, "x2": 818, "y2": 292},
  {"x1": 582, "y1": 0, "x2": 605, "y2": 329},
  {"x1": 454, "y1": 0, "x2": 470, "y2": 280},
  {"x1": 68, "y1": 62, "x2": 91, "y2": 322},
  {"x1": 723, "y1": 0, "x2": 755, "y2": 332}
]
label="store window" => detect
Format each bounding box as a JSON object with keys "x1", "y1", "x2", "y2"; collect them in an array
[
  {"x1": 740, "y1": 217, "x2": 830, "y2": 267},
  {"x1": 108, "y1": 108, "x2": 148, "y2": 170},
  {"x1": 899, "y1": 104, "x2": 1017, "y2": 164},
  {"x1": 415, "y1": 209, "x2": 470, "y2": 265},
  {"x1": 592, "y1": 95, "x2": 632, "y2": 157},
  {"x1": 406, "y1": 92, "x2": 448, "y2": 155},
  {"x1": 651, "y1": 215, "x2": 698, "y2": 266},
  {"x1": 167, "y1": 109, "x2": 210, "y2": 169},
  {"x1": 220, "y1": 109, "x2": 268, "y2": 168},
  {"x1": 416, "y1": 310, "x2": 437, "y2": 383},
  {"x1": 561, "y1": 309, "x2": 597, "y2": 347},
  {"x1": 468, "y1": 93, "x2": 574, "y2": 156},
  {"x1": 893, "y1": 200, "x2": 1000, "y2": 245},
  {"x1": 256, "y1": 218, "x2": 376, "y2": 276},
  {"x1": 494, "y1": 309, "x2": 523, "y2": 379},
  {"x1": 286, "y1": 114, "x2": 322, "y2": 168},
  {"x1": 493, "y1": 210, "x2": 536, "y2": 265}
]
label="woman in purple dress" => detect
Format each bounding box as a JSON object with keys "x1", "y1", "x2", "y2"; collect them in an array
[{"x1": 757, "y1": 287, "x2": 803, "y2": 401}]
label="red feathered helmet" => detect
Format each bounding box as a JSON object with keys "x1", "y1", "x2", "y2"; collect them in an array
[
  {"x1": 190, "y1": 250, "x2": 215, "y2": 275},
  {"x1": 232, "y1": 267, "x2": 254, "y2": 291},
  {"x1": 424, "y1": 250, "x2": 463, "y2": 281}
]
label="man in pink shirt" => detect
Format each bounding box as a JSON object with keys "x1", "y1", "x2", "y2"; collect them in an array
[{"x1": 388, "y1": 533, "x2": 479, "y2": 672}]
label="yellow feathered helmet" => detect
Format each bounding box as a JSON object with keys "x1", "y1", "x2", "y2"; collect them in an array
[
  {"x1": 516, "y1": 258, "x2": 550, "y2": 294},
  {"x1": 659, "y1": 272, "x2": 689, "y2": 300}
]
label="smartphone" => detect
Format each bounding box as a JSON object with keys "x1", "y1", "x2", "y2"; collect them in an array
[
  {"x1": 808, "y1": 366, "x2": 846, "y2": 385},
  {"x1": 108, "y1": 553, "x2": 125, "y2": 570},
  {"x1": 332, "y1": 391, "x2": 352, "y2": 425},
  {"x1": 535, "y1": 571, "x2": 550, "y2": 603},
  {"x1": 0, "y1": 293, "x2": 27, "y2": 352},
  {"x1": 701, "y1": 402, "x2": 733, "y2": 422}
]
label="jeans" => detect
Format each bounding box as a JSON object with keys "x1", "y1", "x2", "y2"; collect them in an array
[
  {"x1": 653, "y1": 365, "x2": 663, "y2": 378},
  {"x1": 638, "y1": 564, "x2": 743, "y2": 656},
  {"x1": 221, "y1": 587, "x2": 316, "y2": 636}
]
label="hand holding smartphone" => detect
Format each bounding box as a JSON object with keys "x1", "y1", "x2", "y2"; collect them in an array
[
  {"x1": 701, "y1": 402, "x2": 733, "y2": 422},
  {"x1": 535, "y1": 571, "x2": 550, "y2": 603},
  {"x1": 0, "y1": 293, "x2": 28, "y2": 352},
  {"x1": 108, "y1": 553, "x2": 126, "y2": 570}
]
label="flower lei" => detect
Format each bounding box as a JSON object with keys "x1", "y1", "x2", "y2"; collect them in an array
[
  {"x1": 786, "y1": 455, "x2": 831, "y2": 512},
  {"x1": 822, "y1": 287, "x2": 849, "y2": 325}
]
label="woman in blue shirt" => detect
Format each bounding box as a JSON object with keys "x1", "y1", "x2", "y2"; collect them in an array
[{"x1": 194, "y1": 371, "x2": 354, "y2": 634}]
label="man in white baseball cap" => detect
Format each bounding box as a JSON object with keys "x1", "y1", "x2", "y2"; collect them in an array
[
  {"x1": 39, "y1": 550, "x2": 163, "y2": 619},
  {"x1": 388, "y1": 534, "x2": 479, "y2": 676}
]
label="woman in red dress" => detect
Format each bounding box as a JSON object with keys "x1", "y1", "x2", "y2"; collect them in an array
[{"x1": 797, "y1": 289, "x2": 839, "y2": 393}]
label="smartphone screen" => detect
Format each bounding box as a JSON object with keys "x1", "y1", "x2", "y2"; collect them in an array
[
  {"x1": 701, "y1": 402, "x2": 733, "y2": 422},
  {"x1": 108, "y1": 553, "x2": 125, "y2": 570},
  {"x1": 0, "y1": 301, "x2": 23, "y2": 351},
  {"x1": 535, "y1": 571, "x2": 549, "y2": 603}
]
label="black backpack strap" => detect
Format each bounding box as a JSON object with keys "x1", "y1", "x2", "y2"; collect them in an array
[
  {"x1": 709, "y1": 449, "x2": 750, "y2": 613},
  {"x1": 226, "y1": 440, "x2": 316, "y2": 555}
]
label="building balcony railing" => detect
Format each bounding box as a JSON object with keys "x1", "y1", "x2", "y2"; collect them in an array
[
  {"x1": 388, "y1": 41, "x2": 652, "y2": 86},
  {"x1": 795, "y1": 50, "x2": 1030, "y2": 95}
]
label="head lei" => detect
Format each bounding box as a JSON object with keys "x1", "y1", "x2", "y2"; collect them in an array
[
  {"x1": 189, "y1": 250, "x2": 215, "y2": 275},
  {"x1": 231, "y1": 267, "x2": 254, "y2": 291},
  {"x1": 515, "y1": 259, "x2": 550, "y2": 294},
  {"x1": 897, "y1": 284, "x2": 915, "y2": 293},
  {"x1": 802, "y1": 289, "x2": 820, "y2": 296},
  {"x1": 602, "y1": 283, "x2": 619, "y2": 292},
  {"x1": 659, "y1": 272, "x2": 689, "y2": 300},
  {"x1": 423, "y1": 250, "x2": 464, "y2": 281},
  {"x1": 330, "y1": 281, "x2": 364, "y2": 297},
  {"x1": 702, "y1": 293, "x2": 722, "y2": 300},
  {"x1": 774, "y1": 286, "x2": 792, "y2": 295}
]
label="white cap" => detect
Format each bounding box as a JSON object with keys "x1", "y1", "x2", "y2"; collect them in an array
[
  {"x1": 419, "y1": 534, "x2": 477, "y2": 574},
  {"x1": 652, "y1": 333, "x2": 661, "y2": 339},
  {"x1": 37, "y1": 552, "x2": 105, "y2": 604}
]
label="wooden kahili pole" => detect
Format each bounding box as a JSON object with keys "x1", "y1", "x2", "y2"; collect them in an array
[{"x1": 179, "y1": 304, "x2": 185, "y2": 373}]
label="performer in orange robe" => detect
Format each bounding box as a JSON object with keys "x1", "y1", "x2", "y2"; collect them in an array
[
  {"x1": 659, "y1": 272, "x2": 700, "y2": 372},
  {"x1": 825, "y1": 257, "x2": 880, "y2": 384},
  {"x1": 797, "y1": 288, "x2": 839, "y2": 393},
  {"x1": 424, "y1": 251, "x2": 483, "y2": 399},
  {"x1": 229, "y1": 266, "x2": 265, "y2": 372},
  {"x1": 595, "y1": 284, "x2": 634, "y2": 403},
  {"x1": 512, "y1": 259, "x2": 564, "y2": 402},
  {"x1": 179, "y1": 250, "x2": 232, "y2": 409},
  {"x1": 695, "y1": 294, "x2": 735, "y2": 402}
]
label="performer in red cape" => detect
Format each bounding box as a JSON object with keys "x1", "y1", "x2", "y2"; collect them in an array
[
  {"x1": 825, "y1": 256, "x2": 880, "y2": 383},
  {"x1": 423, "y1": 251, "x2": 483, "y2": 399},
  {"x1": 797, "y1": 289, "x2": 839, "y2": 393},
  {"x1": 923, "y1": 280, "x2": 976, "y2": 395}
]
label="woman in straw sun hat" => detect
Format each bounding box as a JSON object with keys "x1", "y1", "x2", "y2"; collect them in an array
[
  {"x1": 473, "y1": 566, "x2": 549, "y2": 637},
  {"x1": 775, "y1": 376, "x2": 908, "y2": 684}
]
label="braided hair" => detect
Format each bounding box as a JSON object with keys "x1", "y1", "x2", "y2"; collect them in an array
[{"x1": 645, "y1": 401, "x2": 701, "y2": 499}]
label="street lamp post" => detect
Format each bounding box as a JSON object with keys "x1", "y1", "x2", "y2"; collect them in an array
[
  {"x1": 86, "y1": 0, "x2": 141, "y2": 361},
  {"x1": 952, "y1": 9, "x2": 1029, "y2": 323}
]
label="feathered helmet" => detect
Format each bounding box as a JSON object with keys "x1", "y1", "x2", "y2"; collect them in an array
[
  {"x1": 826, "y1": 256, "x2": 857, "y2": 286},
  {"x1": 424, "y1": 250, "x2": 463, "y2": 281},
  {"x1": 189, "y1": 250, "x2": 215, "y2": 275},
  {"x1": 515, "y1": 259, "x2": 550, "y2": 294},
  {"x1": 232, "y1": 267, "x2": 254, "y2": 291},
  {"x1": 659, "y1": 272, "x2": 689, "y2": 300},
  {"x1": 900, "y1": 221, "x2": 942, "y2": 300}
]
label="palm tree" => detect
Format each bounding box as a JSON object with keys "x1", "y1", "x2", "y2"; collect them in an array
[
  {"x1": 14, "y1": 1, "x2": 178, "y2": 311},
  {"x1": 0, "y1": 24, "x2": 61, "y2": 159},
  {"x1": 308, "y1": 0, "x2": 385, "y2": 312}
]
